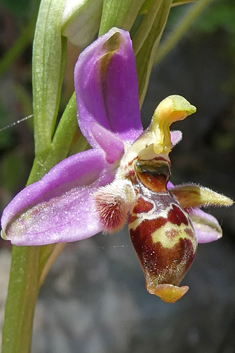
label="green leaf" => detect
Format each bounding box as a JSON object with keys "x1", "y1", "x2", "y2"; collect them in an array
[
  {"x1": 99, "y1": 0, "x2": 146, "y2": 35},
  {"x1": 139, "y1": 0, "x2": 197, "y2": 14},
  {"x1": 139, "y1": 0, "x2": 153, "y2": 14},
  {"x1": 172, "y1": 0, "x2": 197, "y2": 6},
  {"x1": 32, "y1": 0, "x2": 67, "y2": 158},
  {"x1": 27, "y1": 93, "x2": 78, "y2": 183},
  {"x1": 132, "y1": 0, "x2": 163, "y2": 54},
  {"x1": 134, "y1": 0, "x2": 172, "y2": 106}
]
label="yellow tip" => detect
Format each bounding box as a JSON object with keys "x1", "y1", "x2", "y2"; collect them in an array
[{"x1": 150, "y1": 283, "x2": 189, "y2": 303}]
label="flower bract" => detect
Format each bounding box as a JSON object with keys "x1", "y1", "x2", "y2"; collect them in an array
[{"x1": 62, "y1": 0, "x2": 103, "y2": 48}]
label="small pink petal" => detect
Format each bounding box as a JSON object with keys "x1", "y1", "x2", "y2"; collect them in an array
[
  {"x1": 91, "y1": 123, "x2": 124, "y2": 164},
  {"x1": 189, "y1": 208, "x2": 222, "y2": 243},
  {"x1": 170, "y1": 130, "x2": 182, "y2": 146}
]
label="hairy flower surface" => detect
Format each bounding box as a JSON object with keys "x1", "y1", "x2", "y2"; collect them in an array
[{"x1": 1, "y1": 28, "x2": 233, "y2": 302}]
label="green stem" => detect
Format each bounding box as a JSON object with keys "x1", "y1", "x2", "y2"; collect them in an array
[
  {"x1": 43, "y1": 93, "x2": 79, "y2": 168},
  {"x1": 0, "y1": 17, "x2": 36, "y2": 78},
  {"x1": 1, "y1": 92, "x2": 79, "y2": 353},
  {"x1": 27, "y1": 92, "x2": 78, "y2": 184},
  {"x1": 1, "y1": 246, "x2": 40, "y2": 353},
  {"x1": 154, "y1": 0, "x2": 213, "y2": 64}
]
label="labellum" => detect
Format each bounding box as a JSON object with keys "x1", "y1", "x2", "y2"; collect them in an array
[
  {"x1": 119, "y1": 95, "x2": 197, "y2": 303},
  {"x1": 128, "y1": 157, "x2": 197, "y2": 303}
]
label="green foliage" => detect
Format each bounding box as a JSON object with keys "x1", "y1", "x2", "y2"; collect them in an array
[
  {"x1": 193, "y1": 0, "x2": 235, "y2": 96},
  {"x1": 0, "y1": 0, "x2": 40, "y2": 18},
  {"x1": 134, "y1": 0, "x2": 172, "y2": 106},
  {"x1": 99, "y1": 0, "x2": 146, "y2": 35},
  {"x1": 32, "y1": 0, "x2": 67, "y2": 158},
  {"x1": 194, "y1": 0, "x2": 235, "y2": 34}
]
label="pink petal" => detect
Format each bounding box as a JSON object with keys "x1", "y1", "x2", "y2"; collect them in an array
[
  {"x1": 1, "y1": 149, "x2": 115, "y2": 245},
  {"x1": 189, "y1": 208, "x2": 223, "y2": 243},
  {"x1": 75, "y1": 28, "x2": 143, "y2": 149},
  {"x1": 170, "y1": 130, "x2": 182, "y2": 146}
]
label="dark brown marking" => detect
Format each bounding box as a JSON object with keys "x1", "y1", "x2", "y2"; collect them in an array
[
  {"x1": 132, "y1": 197, "x2": 153, "y2": 214},
  {"x1": 128, "y1": 214, "x2": 138, "y2": 223},
  {"x1": 168, "y1": 204, "x2": 188, "y2": 226},
  {"x1": 185, "y1": 227, "x2": 195, "y2": 238},
  {"x1": 165, "y1": 229, "x2": 179, "y2": 239},
  {"x1": 130, "y1": 218, "x2": 168, "y2": 240},
  {"x1": 135, "y1": 158, "x2": 170, "y2": 193},
  {"x1": 137, "y1": 172, "x2": 167, "y2": 192},
  {"x1": 153, "y1": 156, "x2": 170, "y2": 162}
]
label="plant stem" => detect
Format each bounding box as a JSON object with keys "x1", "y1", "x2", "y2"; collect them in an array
[
  {"x1": 1, "y1": 92, "x2": 78, "y2": 353},
  {"x1": 1, "y1": 246, "x2": 40, "y2": 353}
]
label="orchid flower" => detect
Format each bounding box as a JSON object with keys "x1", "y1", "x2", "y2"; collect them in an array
[{"x1": 1, "y1": 28, "x2": 233, "y2": 303}]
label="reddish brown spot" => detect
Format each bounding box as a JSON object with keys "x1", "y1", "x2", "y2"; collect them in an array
[
  {"x1": 165, "y1": 229, "x2": 179, "y2": 239},
  {"x1": 153, "y1": 156, "x2": 170, "y2": 162},
  {"x1": 139, "y1": 218, "x2": 168, "y2": 238},
  {"x1": 132, "y1": 197, "x2": 153, "y2": 214},
  {"x1": 137, "y1": 172, "x2": 167, "y2": 192},
  {"x1": 185, "y1": 227, "x2": 195, "y2": 238},
  {"x1": 128, "y1": 214, "x2": 138, "y2": 223},
  {"x1": 168, "y1": 204, "x2": 188, "y2": 226}
]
